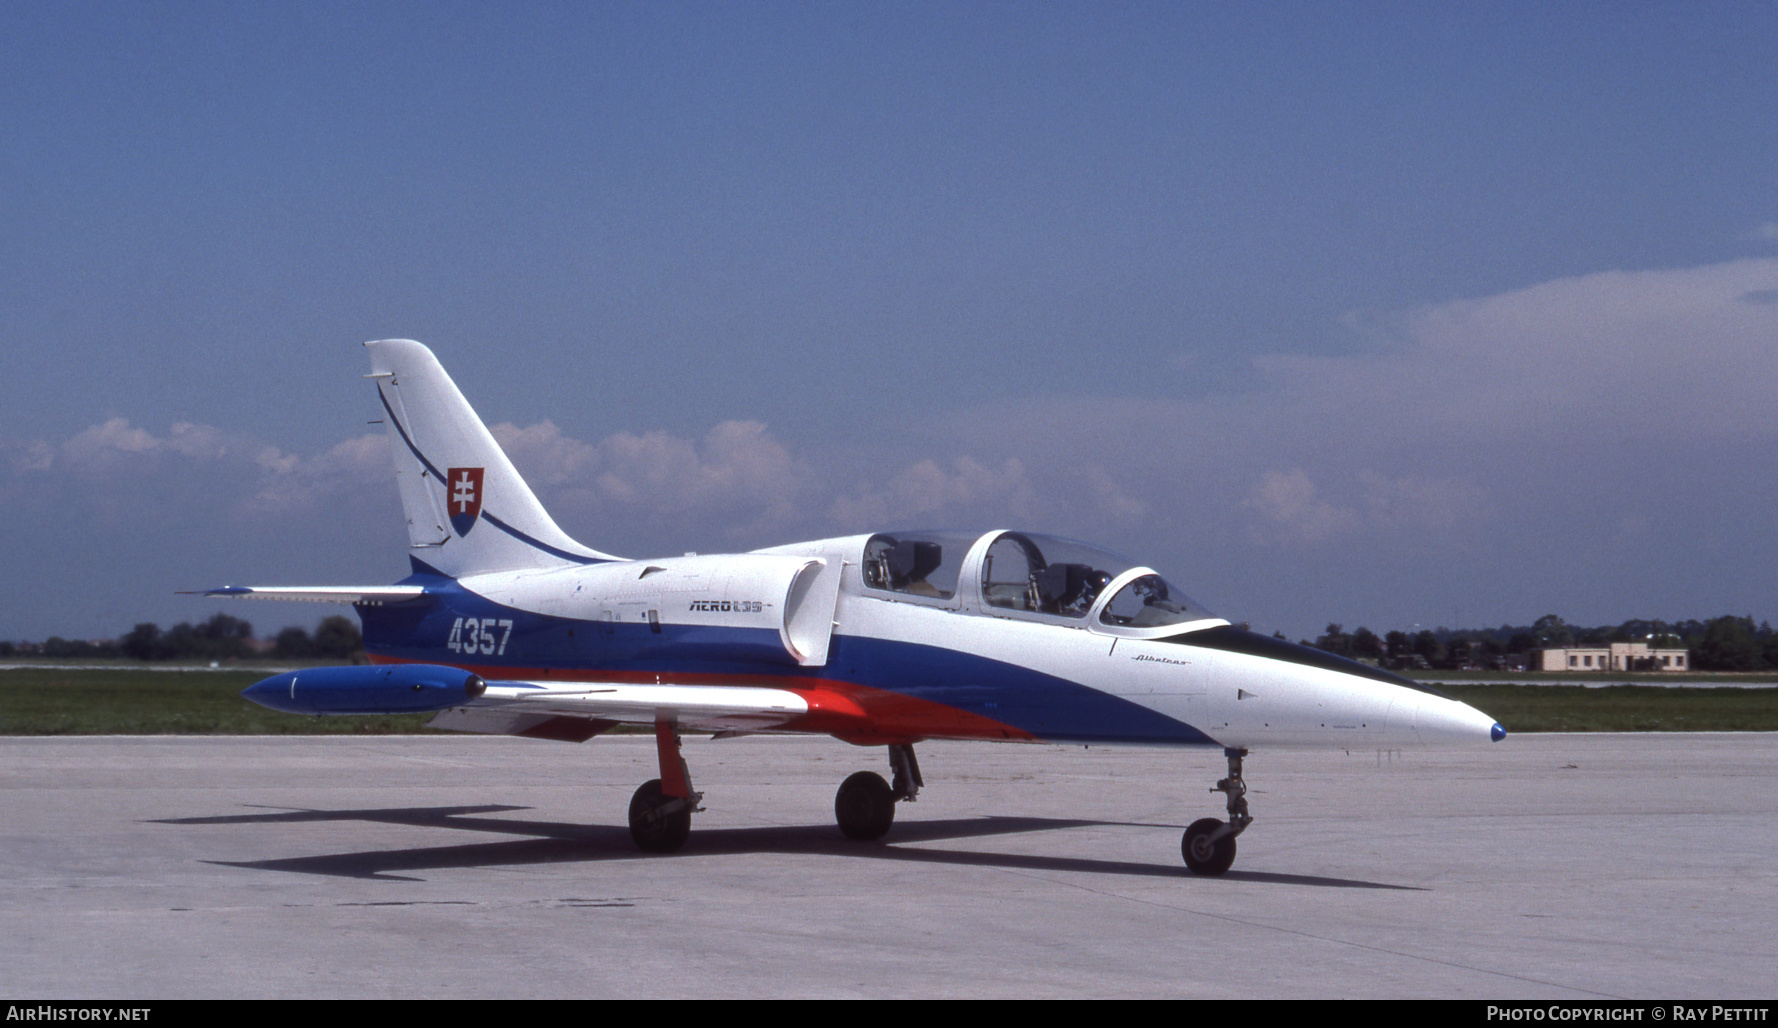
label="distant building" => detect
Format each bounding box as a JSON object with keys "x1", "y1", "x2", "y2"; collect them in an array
[{"x1": 1533, "y1": 642, "x2": 1688, "y2": 672}]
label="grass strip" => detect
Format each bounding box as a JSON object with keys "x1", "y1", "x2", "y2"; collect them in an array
[
  {"x1": 1419, "y1": 670, "x2": 1778, "y2": 684},
  {"x1": 0, "y1": 668, "x2": 434, "y2": 735},
  {"x1": 1441, "y1": 684, "x2": 1778, "y2": 733}
]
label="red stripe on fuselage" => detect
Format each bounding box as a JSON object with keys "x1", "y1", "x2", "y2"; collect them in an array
[{"x1": 366, "y1": 654, "x2": 1037, "y2": 745}]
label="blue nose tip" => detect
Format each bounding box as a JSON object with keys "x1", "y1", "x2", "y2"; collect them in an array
[{"x1": 1491, "y1": 722, "x2": 1507, "y2": 742}]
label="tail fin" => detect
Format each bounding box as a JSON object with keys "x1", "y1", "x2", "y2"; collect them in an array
[{"x1": 365, "y1": 339, "x2": 619, "y2": 577}]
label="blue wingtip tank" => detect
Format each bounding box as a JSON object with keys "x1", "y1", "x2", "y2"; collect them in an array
[{"x1": 242, "y1": 664, "x2": 487, "y2": 715}]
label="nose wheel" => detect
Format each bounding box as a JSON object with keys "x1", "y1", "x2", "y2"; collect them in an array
[
  {"x1": 1182, "y1": 817, "x2": 1236, "y2": 875},
  {"x1": 1183, "y1": 747, "x2": 1251, "y2": 876}
]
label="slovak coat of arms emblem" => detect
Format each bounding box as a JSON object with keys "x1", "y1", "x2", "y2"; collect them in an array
[{"x1": 446, "y1": 467, "x2": 485, "y2": 537}]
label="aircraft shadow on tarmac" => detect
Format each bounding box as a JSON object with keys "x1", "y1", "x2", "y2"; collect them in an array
[{"x1": 154, "y1": 804, "x2": 1423, "y2": 891}]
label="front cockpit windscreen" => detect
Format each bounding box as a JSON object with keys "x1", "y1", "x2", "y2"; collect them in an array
[
  {"x1": 1096, "y1": 571, "x2": 1217, "y2": 629},
  {"x1": 978, "y1": 531, "x2": 1218, "y2": 626},
  {"x1": 862, "y1": 531, "x2": 979, "y2": 600}
]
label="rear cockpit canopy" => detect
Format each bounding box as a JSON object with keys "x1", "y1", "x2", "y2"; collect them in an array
[
  {"x1": 859, "y1": 529, "x2": 1220, "y2": 632},
  {"x1": 862, "y1": 530, "x2": 978, "y2": 600}
]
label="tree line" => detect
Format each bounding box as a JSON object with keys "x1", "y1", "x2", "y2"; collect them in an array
[
  {"x1": 8, "y1": 610, "x2": 1777, "y2": 672},
  {"x1": 1302, "y1": 614, "x2": 1778, "y2": 672},
  {"x1": 0, "y1": 613, "x2": 364, "y2": 662}
]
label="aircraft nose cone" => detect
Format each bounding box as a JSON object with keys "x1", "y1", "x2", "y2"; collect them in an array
[
  {"x1": 240, "y1": 672, "x2": 299, "y2": 713},
  {"x1": 1405, "y1": 693, "x2": 1504, "y2": 745}
]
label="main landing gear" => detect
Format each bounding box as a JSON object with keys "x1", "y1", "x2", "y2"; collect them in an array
[
  {"x1": 1183, "y1": 747, "x2": 1252, "y2": 876},
  {"x1": 625, "y1": 727, "x2": 926, "y2": 852},
  {"x1": 628, "y1": 719, "x2": 702, "y2": 853},
  {"x1": 835, "y1": 743, "x2": 922, "y2": 841}
]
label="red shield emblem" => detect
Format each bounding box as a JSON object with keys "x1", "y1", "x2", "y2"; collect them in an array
[{"x1": 447, "y1": 467, "x2": 484, "y2": 537}]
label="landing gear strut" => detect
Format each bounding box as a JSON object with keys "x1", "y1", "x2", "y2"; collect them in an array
[
  {"x1": 629, "y1": 719, "x2": 702, "y2": 853},
  {"x1": 889, "y1": 742, "x2": 923, "y2": 801},
  {"x1": 1183, "y1": 747, "x2": 1251, "y2": 876},
  {"x1": 835, "y1": 743, "x2": 922, "y2": 841}
]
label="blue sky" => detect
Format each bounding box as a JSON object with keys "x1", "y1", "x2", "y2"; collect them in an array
[{"x1": 3, "y1": 2, "x2": 1775, "y2": 642}]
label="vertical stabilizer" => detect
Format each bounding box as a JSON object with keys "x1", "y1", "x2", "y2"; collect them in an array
[{"x1": 365, "y1": 339, "x2": 619, "y2": 577}]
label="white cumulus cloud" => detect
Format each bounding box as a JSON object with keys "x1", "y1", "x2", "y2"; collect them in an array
[
  {"x1": 828, "y1": 456, "x2": 1036, "y2": 530},
  {"x1": 1241, "y1": 469, "x2": 1361, "y2": 546},
  {"x1": 493, "y1": 418, "x2": 814, "y2": 538}
]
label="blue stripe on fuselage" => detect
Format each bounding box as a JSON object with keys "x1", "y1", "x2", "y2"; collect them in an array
[
  {"x1": 356, "y1": 583, "x2": 1214, "y2": 746},
  {"x1": 826, "y1": 634, "x2": 1215, "y2": 745}
]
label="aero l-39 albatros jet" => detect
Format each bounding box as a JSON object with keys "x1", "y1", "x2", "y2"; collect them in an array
[{"x1": 212, "y1": 339, "x2": 1504, "y2": 875}]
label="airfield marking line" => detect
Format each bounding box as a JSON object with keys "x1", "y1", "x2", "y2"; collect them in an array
[{"x1": 978, "y1": 865, "x2": 1625, "y2": 999}]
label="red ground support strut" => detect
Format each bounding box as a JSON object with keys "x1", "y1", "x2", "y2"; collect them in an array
[{"x1": 654, "y1": 718, "x2": 693, "y2": 799}]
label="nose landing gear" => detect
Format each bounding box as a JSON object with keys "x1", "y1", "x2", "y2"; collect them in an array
[{"x1": 1183, "y1": 747, "x2": 1251, "y2": 876}]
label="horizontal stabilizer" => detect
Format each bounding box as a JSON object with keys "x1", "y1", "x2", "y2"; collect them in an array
[{"x1": 196, "y1": 585, "x2": 428, "y2": 605}]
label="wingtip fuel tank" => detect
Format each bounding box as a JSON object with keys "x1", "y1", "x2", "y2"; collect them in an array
[{"x1": 242, "y1": 664, "x2": 487, "y2": 716}]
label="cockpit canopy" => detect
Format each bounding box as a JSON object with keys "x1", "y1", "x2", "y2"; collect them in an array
[
  {"x1": 862, "y1": 530, "x2": 977, "y2": 600},
  {"x1": 861, "y1": 529, "x2": 1219, "y2": 630}
]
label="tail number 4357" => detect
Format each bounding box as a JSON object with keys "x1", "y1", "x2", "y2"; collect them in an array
[{"x1": 447, "y1": 617, "x2": 513, "y2": 656}]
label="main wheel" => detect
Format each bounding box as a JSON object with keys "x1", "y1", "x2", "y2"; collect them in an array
[
  {"x1": 629, "y1": 778, "x2": 691, "y2": 853},
  {"x1": 835, "y1": 771, "x2": 896, "y2": 841},
  {"x1": 1182, "y1": 817, "x2": 1237, "y2": 876}
]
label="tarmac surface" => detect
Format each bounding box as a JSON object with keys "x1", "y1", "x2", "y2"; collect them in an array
[{"x1": 3, "y1": 732, "x2": 1774, "y2": 999}]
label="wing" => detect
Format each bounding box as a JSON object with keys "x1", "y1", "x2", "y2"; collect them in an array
[
  {"x1": 194, "y1": 585, "x2": 428, "y2": 605},
  {"x1": 427, "y1": 679, "x2": 811, "y2": 739}
]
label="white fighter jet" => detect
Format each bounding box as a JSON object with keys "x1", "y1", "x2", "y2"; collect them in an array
[{"x1": 216, "y1": 340, "x2": 1504, "y2": 874}]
